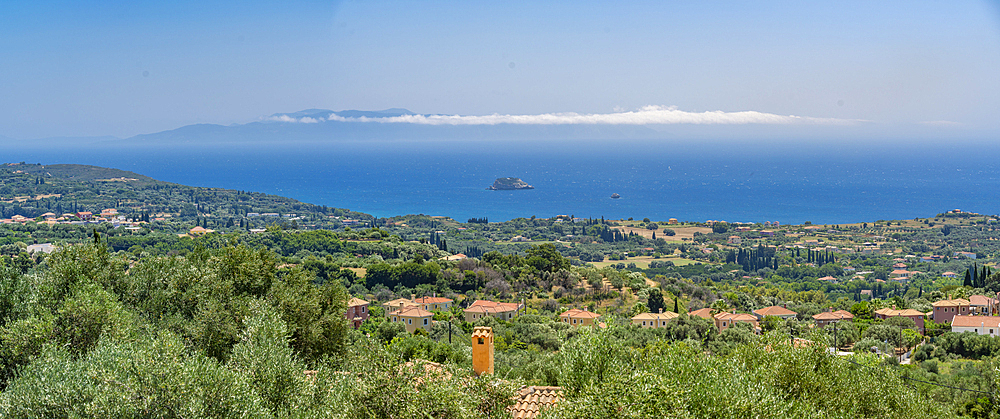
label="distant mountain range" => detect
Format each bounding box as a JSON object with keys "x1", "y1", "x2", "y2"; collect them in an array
[{"x1": 115, "y1": 109, "x2": 665, "y2": 146}]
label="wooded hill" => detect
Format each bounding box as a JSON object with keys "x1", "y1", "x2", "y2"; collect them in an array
[{"x1": 0, "y1": 163, "x2": 370, "y2": 228}]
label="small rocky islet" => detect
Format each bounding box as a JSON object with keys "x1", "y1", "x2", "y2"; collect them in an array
[{"x1": 487, "y1": 177, "x2": 534, "y2": 190}]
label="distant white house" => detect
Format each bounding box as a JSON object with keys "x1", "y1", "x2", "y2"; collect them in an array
[{"x1": 26, "y1": 243, "x2": 55, "y2": 254}]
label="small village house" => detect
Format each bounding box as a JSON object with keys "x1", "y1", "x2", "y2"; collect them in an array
[
  {"x1": 631, "y1": 309, "x2": 679, "y2": 328},
  {"x1": 413, "y1": 296, "x2": 453, "y2": 311},
  {"x1": 388, "y1": 306, "x2": 434, "y2": 333},
  {"x1": 346, "y1": 297, "x2": 370, "y2": 329},
  {"x1": 383, "y1": 297, "x2": 420, "y2": 315},
  {"x1": 874, "y1": 307, "x2": 926, "y2": 333},
  {"x1": 753, "y1": 305, "x2": 798, "y2": 321},
  {"x1": 463, "y1": 300, "x2": 522, "y2": 322},
  {"x1": 560, "y1": 308, "x2": 601, "y2": 327},
  {"x1": 931, "y1": 298, "x2": 971, "y2": 323},
  {"x1": 713, "y1": 311, "x2": 759, "y2": 331},
  {"x1": 812, "y1": 309, "x2": 854, "y2": 328}
]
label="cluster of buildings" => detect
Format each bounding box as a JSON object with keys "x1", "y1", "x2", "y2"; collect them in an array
[
  {"x1": 0, "y1": 209, "x2": 142, "y2": 228},
  {"x1": 631, "y1": 305, "x2": 855, "y2": 334},
  {"x1": 343, "y1": 291, "x2": 1000, "y2": 350},
  {"x1": 346, "y1": 295, "x2": 604, "y2": 333}
]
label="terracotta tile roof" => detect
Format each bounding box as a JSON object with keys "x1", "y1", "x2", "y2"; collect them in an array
[
  {"x1": 812, "y1": 310, "x2": 854, "y2": 321},
  {"x1": 689, "y1": 308, "x2": 715, "y2": 319},
  {"x1": 471, "y1": 327, "x2": 492, "y2": 338},
  {"x1": 391, "y1": 306, "x2": 434, "y2": 318},
  {"x1": 714, "y1": 312, "x2": 758, "y2": 322},
  {"x1": 632, "y1": 311, "x2": 680, "y2": 321},
  {"x1": 970, "y1": 295, "x2": 998, "y2": 306},
  {"x1": 952, "y1": 315, "x2": 1000, "y2": 328},
  {"x1": 560, "y1": 308, "x2": 601, "y2": 319},
  {"x1": 414, "y1": 296, "x2": 453, "y2": 304},
  {"x1": 932, "y1": 298, "x2": 970, "y2": 307},
  {"x1": 817, "y1": 276, "x2": 837, "y2": 281},
  {"x1": 347, "y1": 297, "x2": 369, "y2": 307},
  {"x1": 465, "y1": 300, "x2": 521, "y2": 313},
  {"x1": 753, "y1": 305, "x2": 797, "y2": 317},
  {"x1": 509, "y1": 386, "x2": 564, "y2": 419},
  {"x1": 874, "y1": 308, "x2": 924, "y2": 317},
  {"x1": 384, "y1": 298, "x2": 417, "y2": 306}
]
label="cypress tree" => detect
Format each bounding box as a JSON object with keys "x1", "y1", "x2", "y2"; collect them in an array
[
  {"x1": 964, "y1": 269, "x2": 973, "y2": 287},
  {"x1": 673, "y1": 297, "x2": 680, "y2": 313}
]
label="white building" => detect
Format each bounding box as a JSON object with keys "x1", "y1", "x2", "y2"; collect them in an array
[{"x1": 951, "y1": 315, "x2": 1000, "y2": 336}]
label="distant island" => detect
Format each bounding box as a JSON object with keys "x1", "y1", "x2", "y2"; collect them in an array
[{"x1": 487, "y1": 177, "x2": 534, "y2": 190}]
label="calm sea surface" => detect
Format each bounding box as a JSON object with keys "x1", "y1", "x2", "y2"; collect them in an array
[{"x1": 4, "y1": 140, "x2": 998, "y2": 224}]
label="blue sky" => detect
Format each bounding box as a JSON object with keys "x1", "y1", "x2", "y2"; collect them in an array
[{"x1": 1, "y1": 0, "x2": 998, "y2": 140}]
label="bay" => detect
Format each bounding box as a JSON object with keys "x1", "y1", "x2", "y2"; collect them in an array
[{"x1": 2, "y1": 140, "x2": 997, "y2": 224}]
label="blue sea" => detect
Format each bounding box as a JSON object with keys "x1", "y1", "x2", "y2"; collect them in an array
[{"x1": 4, "y1": 139, "x2": 999, "y2": 224}]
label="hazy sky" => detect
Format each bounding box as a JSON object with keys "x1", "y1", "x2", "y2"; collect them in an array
[{"x1": 1, "y1": 0, "x2": 999, "y2": 140}]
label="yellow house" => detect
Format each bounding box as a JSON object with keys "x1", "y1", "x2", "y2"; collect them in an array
[
  {"x1": 383, "y1": 298, "x2": 420, "y2": 316},
  {"x1": 413, "y1": 296, "x2": 453, "y2": 311},
  {"x1": 463, "y1": 300, "x2": 522, "y2": 322},
  {"x1": 389, "y1": 306, "x2": 434, "y2": 333},
  {"x1": 713, "y1": 312, "x2": 759, "y2": 331},
  {"x1": 631, "y1": 309, "x2": 679, "y2": 328},
  {"x1": 560, "y1": 308, "x2": 601, "y2": 327}
]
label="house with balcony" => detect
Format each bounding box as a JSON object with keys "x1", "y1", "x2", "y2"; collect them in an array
[
  {"x1": 389, "y1": 306, "x2": 434, "y2": 333},
  {"x1": 346, "y1": 297, "x2": 370, "y2": 329}
]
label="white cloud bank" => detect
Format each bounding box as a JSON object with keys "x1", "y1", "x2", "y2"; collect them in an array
[{"x1": 269, "y1": 106, "x2": 860, "y2": 126}]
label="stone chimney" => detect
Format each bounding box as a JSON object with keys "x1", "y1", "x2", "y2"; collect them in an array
[
  {"x1": 411, "y1": 293, "x2": 416, "y2": 302},
  {"x1": 658, "y1": 308, "x2": 663, "y2": 314},
  {"x1": 472, "y1": 327, "x2": 494, "y2": 376}
]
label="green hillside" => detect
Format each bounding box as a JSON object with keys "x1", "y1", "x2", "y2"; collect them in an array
[{"x1": 0, "y1": 162, "x2": 369, "y2": 227}]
